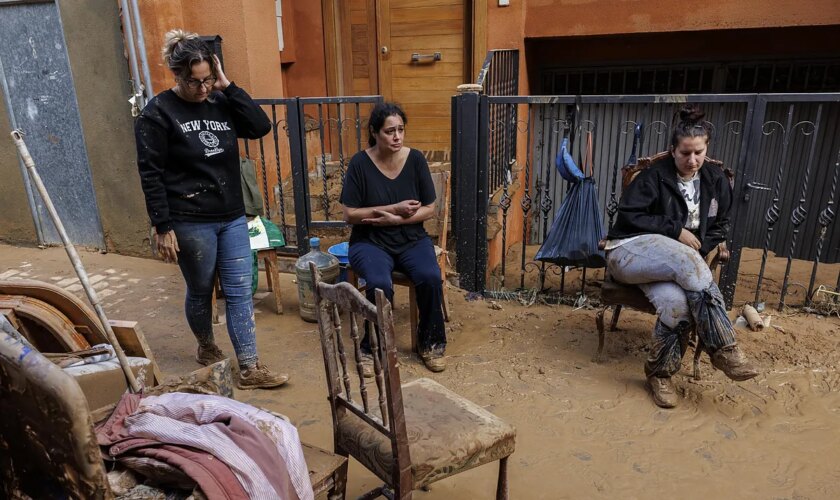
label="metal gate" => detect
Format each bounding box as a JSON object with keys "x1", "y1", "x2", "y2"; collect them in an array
[
  {"x1": 240, "y1": 96, "x2": 382, "y2": 255},
  {"x1": 0, "y1": 0, "x2": 105, "y2": 248},
  {"x1": 452, "y1": 91, "x2": 840, "y2": 310}
]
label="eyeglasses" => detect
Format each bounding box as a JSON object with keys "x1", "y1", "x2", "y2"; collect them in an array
[{"x1": 181, "y1": 76, "x2": 217, "y2": 90}]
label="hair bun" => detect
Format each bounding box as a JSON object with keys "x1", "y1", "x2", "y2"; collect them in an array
[
  {"x1": 162, "y1": 28, "x2": 199, "y2": 64},
  {"x1": 678, "y1": 103, "x2": 705, "y2": 125}
]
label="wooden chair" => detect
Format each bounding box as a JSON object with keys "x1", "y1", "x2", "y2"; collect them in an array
[
  {"x1": 347, "y1": 170, "x2": 452, "y2": 354},
  {"x1": 595, "y1": 152, "x2": 732, "y2": 379},
  {"x1": 311, "y1": 262, "x2": 516, "y2": 500}
]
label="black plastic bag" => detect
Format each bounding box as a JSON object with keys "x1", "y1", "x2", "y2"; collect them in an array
[
  {"x1": 535, "y1": 132, "x2": 605, "y2": 268},
  {"x1": 534, "y1": 177, "x2": 606, "y2": 268}
]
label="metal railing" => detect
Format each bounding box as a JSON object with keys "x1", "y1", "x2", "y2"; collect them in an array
[
  {"x1": 452, "y1": 91, "x2": 840, "y2": 311},
  {"x1": 477, "y1": 50, "x2": 519, "y2": 194}
]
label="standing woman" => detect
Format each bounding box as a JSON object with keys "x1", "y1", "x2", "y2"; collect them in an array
[
  {"x1": 340, "y1": 102, "x2": 447, "y2": 373},
  {"x1": 605, "y1": 104, "x2": 758, "y2": 408},
  {"x1": 136, "y1": 29, "x2": 287, "y2": 389}
]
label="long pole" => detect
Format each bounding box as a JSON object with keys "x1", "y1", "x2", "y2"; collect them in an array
[{"x1": 11, "y1": 130, "x2": 141, "y2": 393}]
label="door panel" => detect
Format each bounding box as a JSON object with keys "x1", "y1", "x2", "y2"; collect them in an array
[
  {"x1": 0, "y1": 1, "x2": 105, "y2": 248},
  {"x1": 377, "y1": 0, "x2": 466, "y2": 154}
]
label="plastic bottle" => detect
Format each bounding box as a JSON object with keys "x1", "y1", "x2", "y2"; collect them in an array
[{"x1": 295, "y1": 237, "x2": 340, "y2": 322}]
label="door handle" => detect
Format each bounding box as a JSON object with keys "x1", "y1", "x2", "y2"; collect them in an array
[
  {"x1": 744, "y1": 181, "x2": 771, "y2": 201},
  {"x1": 411, "y1": 52, "x2": 442, "y2": 63}
]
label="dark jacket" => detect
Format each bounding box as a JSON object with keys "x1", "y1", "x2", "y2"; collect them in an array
[
  {"x1": 136, "y1": 83, "x2": 272, "y2": 234},
  {"x1": 607, "y1": 155, "x2": 732, "y2": 256}
]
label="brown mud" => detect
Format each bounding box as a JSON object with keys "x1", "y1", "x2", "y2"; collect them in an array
[{"x1": 1, "y1": 243, "x2": 839, "y2": 499}]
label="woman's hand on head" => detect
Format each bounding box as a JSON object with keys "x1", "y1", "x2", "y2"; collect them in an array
[
  {"x1": 678, "y1": 228, "x2": 702, "y2": 251},
  {"x1": 154, "y1": 230, "x2": 180, "y2": 264},
  {"x1": 362, "y1": 209, "x2": 403, "y2": 226},
  {"x1": 211, "y1": 55, "x2": 231, "y2": 91},
  {"x1": 393, "y1": 200, "x2": 421, "y2": 218}
]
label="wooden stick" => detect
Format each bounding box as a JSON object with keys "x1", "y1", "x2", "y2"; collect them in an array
[{"x1": 11, "y1": 130, "x2": 141, "y2": 392}]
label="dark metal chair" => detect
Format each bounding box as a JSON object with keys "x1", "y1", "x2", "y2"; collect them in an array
[{"x1": 312, "y1": 262, "x2": 515, "y2": 499}]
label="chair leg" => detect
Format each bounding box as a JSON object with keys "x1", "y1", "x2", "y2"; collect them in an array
[
  {"x1": 609, "y1": 305, "x2": 623, "y2": 331},
  {"x1": 441, "y1": 283, "x2": 452, "y2": 322},
  {"x1": 211, "y1": 274, "x2": 221, "y2": 325},
  {"x1": 262, "y1": 251, "x2": 283, "y2": 315},
  {"x1": 496, "y1": 456, "x2": 509, "y2": 500},
  {"x1": 595, "y1": 308, "x2": 606, "y2": 363},
  {"x1": 409, "y1": 284, "x2": 418, "y2": 354},
  {"x1": 327, "y1": 460, "x2": 348, "y2": 500}
]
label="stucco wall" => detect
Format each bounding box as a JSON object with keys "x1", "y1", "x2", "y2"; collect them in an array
[
  {"x1": 523, "y1": 0, "x2": 840, "y2": 38},
  {"x1": 0, "y1": 0, "x2": 148, "y2": 254}
]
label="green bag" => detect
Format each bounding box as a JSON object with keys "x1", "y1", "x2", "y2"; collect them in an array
[{"x1": 261, "y1": 216, "x2": 285, "y2": 248}]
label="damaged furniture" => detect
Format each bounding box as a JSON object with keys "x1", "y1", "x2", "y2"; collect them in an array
[
  {"x1": 312, "y1": 263, "x2": 516, "y2": 499},
  {"x1": 595, "y1": 152, "x2": 732, "y2": 379}
]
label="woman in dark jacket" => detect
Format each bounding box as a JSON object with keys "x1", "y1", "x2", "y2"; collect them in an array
[
  {"x1": 135, "y1": 29, "x2": 286, "y2": 389},
  {"x1": 604, "y1": 104, "x2": 757, "y2": 408}
]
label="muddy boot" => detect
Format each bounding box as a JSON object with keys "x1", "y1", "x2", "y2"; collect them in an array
[
  {"x1": 646, "y1": 376, "x2": 678, "y2": 408},
  {"x1": 710, "y1": 345, "x2": 758, "y2": 381},
  {"x1": 196, "y1": 343, "x2": 226, "y2": 366},
  {"x1": 237, "y1": 362, "x2": 289, "y2": 389},
  {"x1": 420, "y1": 348, "x2": 446, "y2": 373}
]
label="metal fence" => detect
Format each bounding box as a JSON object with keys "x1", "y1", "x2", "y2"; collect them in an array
[
  {"x1": 241, "y1": 96, "x2": 382, "y2": 256},
  {"x1": 477, "y1": 49, "x2": 519, "y2": 193},
  {"x1": 452, "y1": 91, "x2": 840, "y2": 311}
]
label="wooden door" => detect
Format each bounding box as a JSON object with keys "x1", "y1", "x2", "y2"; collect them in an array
[{"x1": 343, "y1": 0, "x2": 468, "y2": 155}]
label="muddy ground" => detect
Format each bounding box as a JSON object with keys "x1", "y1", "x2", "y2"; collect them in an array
[{"x1": 1, "y1": 242, "x2": 839, "y2": 499}]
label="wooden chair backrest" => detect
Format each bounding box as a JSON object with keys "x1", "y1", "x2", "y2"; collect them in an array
[
  {"x1": 310, "y1": 263, "x2": 412, "y2": 482},
  {"x1": 621, "y1": 151, "x2": 733, "y2": 192}
]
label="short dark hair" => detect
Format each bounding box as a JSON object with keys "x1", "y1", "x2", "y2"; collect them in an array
[
  {"x1": 162, "y1": 29, "x2": 217, "y2": 81},
  {"x1": 368, "y1": 102, "x2": 408, "y2": 147},
  {"x1": 670, "y1": 103, "x2": 712, "y2": 149}
]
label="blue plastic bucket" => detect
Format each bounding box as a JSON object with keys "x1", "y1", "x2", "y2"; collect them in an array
[{"x1": 328, "y1": 242, "x2": 350, "y2": 282}]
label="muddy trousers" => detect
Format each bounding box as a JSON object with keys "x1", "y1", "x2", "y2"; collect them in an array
[
  {"x1": 606, "y1": 234, "x2": 737, "y2": 378},
  {"x1": 172, "y1": 216, "x2": 258, "y2": 369},
  {"x1": 349, "y1": 237, "x2": 446, "y2": 354}
]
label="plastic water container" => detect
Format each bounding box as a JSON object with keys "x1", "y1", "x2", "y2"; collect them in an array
[
  {"x1": 328, "y1": 241, "x2": 349, "y2": 282},
  {"x1": 295, "y1": 237, "x2": 340, "y2": 322}
]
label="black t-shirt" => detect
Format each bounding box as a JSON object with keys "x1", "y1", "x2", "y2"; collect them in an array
[
  {"x1": 135, "y1": 83, "x2": 271, "y2": 233},
  {"x1": 340, "y1": 149, "x2": 436, "y2": 254}
]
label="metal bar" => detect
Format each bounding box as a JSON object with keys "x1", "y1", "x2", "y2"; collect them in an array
[
  {"x1": 779, "y1": 104, "x2": 822, "y2": 309},
  {"x1": 117, "y1": 0, "x2": 143, "y2": 105},
  {"x1": 258, "y1": 137, "x2": 269, "y2": 217},
  {"x1": 452, "y1": 91, "x2": 480, "y2": 291},
  {"x1": 476, "y1": 95, "x2": 490, "y2": 293},
  {"x1": 336, "y1": 103, "x2": 346, "y2": 186},
  {"x1": 271, "y1": 105, "x2": 287, "y2": 232},
  {"x1": 806, "y1": 148, "x2": 840, "y2": 306},
  {"x1": 288, "y1": 98, "x2": 311, "y2": 254},
  {"x1": 519, "y1": 104, "x2": 532, "y2": 289},
  {"x1": 317, "y1": 103, "x2": 329, "y2": 221},
  {"x1": 128, "y1": 0, "x2": 154, "y2": 101},
  {"x1": 299, "y1": 95, "x2": 382, "y2": 104},
  {"x1": 754, "y1": 104, "x2": 796, "y2": 304}
]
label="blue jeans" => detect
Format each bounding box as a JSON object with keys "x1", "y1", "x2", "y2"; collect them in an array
[
  {"x1": 606, "y1": 234, "x2": 737, "y2": 377},
  {"x1": 349, "y1": 237, "x2": 446, "y2": 354},
  {"x1": 171, "y1": 216, "x2": 257, "y2": 368}
]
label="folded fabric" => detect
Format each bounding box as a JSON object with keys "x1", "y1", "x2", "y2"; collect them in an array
[{"x1": 555, "y1": 137, "x2": 584, "y2": 183}]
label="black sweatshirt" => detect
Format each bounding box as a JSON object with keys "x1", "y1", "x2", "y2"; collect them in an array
[
  {"x1": 606, "y1": 155, "x2": 732, "y2": 257},
  {"x1": 135, "y1": 83, "x2": 271, "y2": 234}
]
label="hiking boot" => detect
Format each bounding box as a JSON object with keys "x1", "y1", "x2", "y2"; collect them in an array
[
  {"x1": 359, "y1": 353, "x2": 374, "y2": 379},
  {"x1": 710, "y1": 345, "x2": 758, "y2": 381},
  {"x1": 237, "y1": 362, "x2": 289, "y2": 389},
  {"x1": 420, "y1": 350, "x2": 446, "y2": 373},
  {"x1": 646, "y1": 376, "x2": 678, "y2": 409},
  {"x1": 196, "y1": 343, "x2": 226, "y2": 366}
]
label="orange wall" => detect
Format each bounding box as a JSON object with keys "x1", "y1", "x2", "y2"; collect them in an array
[
  {"x1": 523, "y1": 0, "x2": 840, "y2": 38},
  {"x1": 281, "y1": 1, "x2": 329, "y2": 98}
]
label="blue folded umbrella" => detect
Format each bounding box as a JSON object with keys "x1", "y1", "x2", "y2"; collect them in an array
[{"x1": 555, "y1": 137, "x2": 584, "y2": 183}]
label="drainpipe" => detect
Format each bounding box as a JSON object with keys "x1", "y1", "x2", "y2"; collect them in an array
[
  {"x1": 128, "y1": 0, "x2": 155, "y2": 102},
  {"x1": 119, "y1": 0, "x2": 144, "y2": 109}
]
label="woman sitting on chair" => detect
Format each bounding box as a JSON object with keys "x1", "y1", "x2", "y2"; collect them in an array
[
  {"x1": 340, "y1": 102, "x2": 447, "y2": 374},
  {"x1": 604, "y1": 104, "x2": 758, "y2": 409}
]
